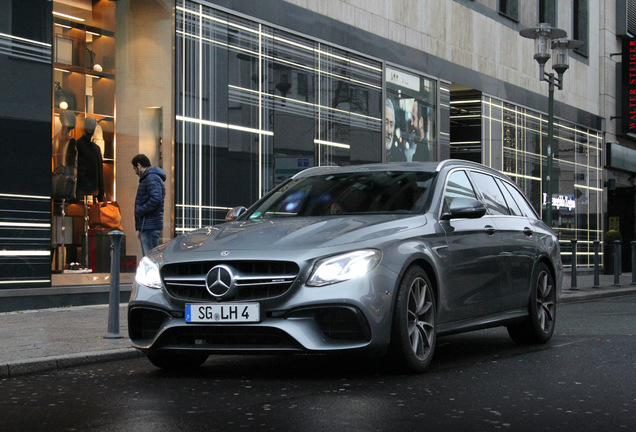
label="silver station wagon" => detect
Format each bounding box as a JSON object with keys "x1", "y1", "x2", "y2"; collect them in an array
[{"x1": 129, "y1": 160, "x2": 562, "y2": 373}]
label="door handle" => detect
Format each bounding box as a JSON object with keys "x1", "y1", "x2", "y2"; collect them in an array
[
  {"x1": 523, "y1": 227, "x2": 533, "y2": 236},
  {"x1": 484, "y1": 225, "x2": 496, "y2": 235}
]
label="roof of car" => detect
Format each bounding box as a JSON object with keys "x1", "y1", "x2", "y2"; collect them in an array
[{"x1": 292, "y1": 160, "x2": 506, "y2": 179}]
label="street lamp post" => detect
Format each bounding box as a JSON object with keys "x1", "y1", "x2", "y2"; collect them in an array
[{"x1": 520, "y1": 23, "x2": 582, "y2": 228}]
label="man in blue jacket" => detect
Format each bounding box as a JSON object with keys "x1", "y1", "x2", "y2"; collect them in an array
[{"x1": 131, "y1": 154, "x2": 166, "y2": 255}]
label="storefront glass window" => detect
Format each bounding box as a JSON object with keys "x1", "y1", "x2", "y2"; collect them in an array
[
  {"x1": 175, "y1": 0, "x2": 382, "y2": 232},
  {"x1": 483, "y1": 95, "x2": 603, "y2": 269}
]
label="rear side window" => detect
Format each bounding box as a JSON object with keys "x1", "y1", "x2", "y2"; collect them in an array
[
  {"x1": 469, "y1": 171, "x2": 509, "y2": 215},
  {"x1": 496, "y1": 178, "x2": 523, "y2": 216},
  {"x1": 501, "y1": 182, "x2": 539, "y2": 219}
]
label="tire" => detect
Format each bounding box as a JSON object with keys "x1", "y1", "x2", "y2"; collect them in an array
[
  {"x1": 507, "y1": 262, "x2": 556, "y2": 344},
  {"x1": 146, "y1": 351, "x2": 209, "y2": 370},
  {"x1": 389, "y1": 266, "x2": 436, "y2": 373}
]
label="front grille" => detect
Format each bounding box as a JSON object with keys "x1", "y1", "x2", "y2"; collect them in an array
[{"x1": 161, "y1": 260, "x2": 299, "y2": 301}]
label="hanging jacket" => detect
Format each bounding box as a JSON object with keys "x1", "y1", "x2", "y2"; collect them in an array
[
  {"x1": 76, "y1": 135, "x2": 104, "y2": 201},
  {"x1": 135, "y1": 166, "x2": 166, "y2": 231}
]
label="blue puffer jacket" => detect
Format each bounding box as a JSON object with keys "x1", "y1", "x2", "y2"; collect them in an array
[{"x1": 134, "y1": 166, "x2": 166, "y2": 231}]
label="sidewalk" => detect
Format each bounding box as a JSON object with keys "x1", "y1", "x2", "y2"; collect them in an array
[{"x1": 1, "y1": 273, "x2": 635, "y2": 379}]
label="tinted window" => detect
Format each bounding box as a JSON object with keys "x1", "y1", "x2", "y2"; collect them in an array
[
  {"x1": 496, "y1": 178, "x2": 523, "y2": 216},
  {"x1": 249, "y1": 171, "x2": 435, "y2": 218},
  {"x1": 442, "y1": 170, "x2": 478, "y2": 213},
  {"x1": 502, "y1": 182, "x2": 539, "y2": 219},
  {"x1": 469, "y1": 171, "x2": 509, "y2": 215},
  {"x1": 499, "y1": 0, "x2": 519, "y2": 21}
]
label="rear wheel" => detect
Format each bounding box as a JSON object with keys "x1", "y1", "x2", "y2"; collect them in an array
[
  {"x1": 507, "y1": 262, "x2": 556, "y2": 344},
  {"x1": 389, "y1": 266, "x2": 436, "y2": 373},
  {"x1": 146, "y1": 351, "x2": 209, "y2": 370}
]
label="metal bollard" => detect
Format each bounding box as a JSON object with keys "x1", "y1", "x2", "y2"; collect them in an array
[
  {"x1": 570, "y1": 239, "x2": 577, "y2": 290},
  {"x1": 105, "y1": 230, "x2": 124, "y2": 339},
  {"x1": 613, "y1": 240, "x2": 621, "y2": 287},
  {"x1": 593, "y1": 240, "x2": 600, "y2": 289},
  {"x1": 632, "y1": 241, "x2": 636, "y2": 285}
]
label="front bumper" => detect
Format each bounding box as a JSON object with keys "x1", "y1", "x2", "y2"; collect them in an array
[{"x1": 128, "y1": 268, "x2": 396, "y2": 355}]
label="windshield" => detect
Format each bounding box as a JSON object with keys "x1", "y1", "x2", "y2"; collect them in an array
[{"x1": 248, "y1": 171, "x2": 436, "y2": 219}]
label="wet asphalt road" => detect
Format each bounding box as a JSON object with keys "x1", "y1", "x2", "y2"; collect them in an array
[{"x1": 1, "y1": 295, "x2": 634, "y2": 432}]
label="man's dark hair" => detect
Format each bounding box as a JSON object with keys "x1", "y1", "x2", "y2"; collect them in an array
[{"x1": 131, "y1": 154, "x2": 151, "y2": 168}]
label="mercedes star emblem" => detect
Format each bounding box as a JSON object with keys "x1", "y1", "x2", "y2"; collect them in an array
[{"x1": 206, "y1": 265, "x2": 234, "y2": 297}]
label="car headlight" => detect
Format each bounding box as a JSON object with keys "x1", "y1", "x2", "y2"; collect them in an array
[
  {"x1": 135, "y1": 256, "x2": 162, "y2": 289},
  {"x1": 307, "y1": 249, "x2": 382, "y2": 287}
]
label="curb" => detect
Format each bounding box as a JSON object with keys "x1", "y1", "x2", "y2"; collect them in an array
[
  {"x1": 559, "y1": 285, "x2": 636, "y2": 304},
  {"x1": 1, "y1": 348, "x2": 142, "y2": 379}
]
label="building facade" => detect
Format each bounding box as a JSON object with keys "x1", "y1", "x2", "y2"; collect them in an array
[{"x1": 1, "y1": 0, "x2": 634, "y2": 310}]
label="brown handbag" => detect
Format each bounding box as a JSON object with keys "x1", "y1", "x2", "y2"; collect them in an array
[{"x1": 89, "y1": 201, "x2": 124, "y2": 231}]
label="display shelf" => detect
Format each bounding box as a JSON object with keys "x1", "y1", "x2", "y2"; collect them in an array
[{"x1": 54, "y1": 64, "x2": 114, "y2": 80}]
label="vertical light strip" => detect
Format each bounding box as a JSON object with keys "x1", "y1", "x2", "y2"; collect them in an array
[
  {"x1": 258, "y1": 23, "x2": 263, "y2": 198},
  {"x1": 512, "y1": 103, "x2": 516, "y2": 173},
  {"x1": 539, "y1": 111, "x2": 544, "y2": 220},
  {"x1": 198, "y1": 4, "x2": 203, "y2": 228},
  {"x1": 181, "y1": 3, "x2": 186, "y2": 232},
  {"x1": 317, "y1": 43, "x2": 322, "y2": 166}
]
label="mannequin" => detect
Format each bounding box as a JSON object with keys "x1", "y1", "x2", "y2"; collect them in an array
[
  {"x1": 76, "y1": 116, "x2": 104, "y2": 202},
  {"x1": 52, "y1": 110, "x2": 77, "y2": 200},
  {"x1": 92, "y1": 123, "x2": 105, "y2": 156}
]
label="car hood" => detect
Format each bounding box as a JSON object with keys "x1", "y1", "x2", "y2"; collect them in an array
[{"x1": 166, "y1": 215, "x2": 426, "y2": 256}]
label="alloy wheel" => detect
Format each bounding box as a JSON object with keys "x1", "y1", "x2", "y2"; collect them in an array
[
  {"x1": 536, "y1": 269, "x2": 555, "y2": 333},
  {"x1": 407, "y1": 276, "x2": 435, "y2": 359}
]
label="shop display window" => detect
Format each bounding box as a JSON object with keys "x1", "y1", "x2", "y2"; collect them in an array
[{"x1": 51, "y1": 0, "x2": 124, "y2": 276}]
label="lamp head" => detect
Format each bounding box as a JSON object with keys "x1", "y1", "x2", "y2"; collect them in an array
[
  {"x1": 520, "y1": 23, "x2": 567, "y2": 66},
  {"x1": 551, "y1": 38, "x2": 584, "y2": 75}
]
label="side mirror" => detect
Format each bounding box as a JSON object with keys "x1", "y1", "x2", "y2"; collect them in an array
[
  {"x1": 441, "y1": 198, "x2": 486, "y2": 220},
  {"x1": 225, "y1": 206, "x2": 246, "y2": 222}
]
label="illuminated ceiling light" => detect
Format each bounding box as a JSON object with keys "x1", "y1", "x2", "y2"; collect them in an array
[
  {"x1": 450, "y1": 100, "x2": 482, "y2": 104},
  {"x1": 0, "y1": 221, "x2": 50, "y2": 228},
  {"x1": 53, "y1": 11, "x2": 85, "y2": 22},
  {"x1": 54, "y1": 23, "x2": 72, "y2": 29},
  {"x1": 0, "y1": 32, "x2": 51, "y2": 47},
  {"x1": 0, "y1": 250, "x2": 50, "y2": 256},
  {"x1": 314, "y1": 139, "x2": 350, "y2": 149},
  {"x1": 176, "y1": 115, "x2": 274, "y2": 136}
]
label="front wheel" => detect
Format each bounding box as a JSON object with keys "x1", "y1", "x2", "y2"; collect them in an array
[
  {"x1": 507, "y1": 262, "x2": 556, "y2": 344},
  {"x1": 389, "y1": 266, "x2": 436, "y2": 373}
]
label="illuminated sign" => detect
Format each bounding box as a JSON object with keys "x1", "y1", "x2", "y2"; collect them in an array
[
  {"x1": 386, "y1": 67, "x2": 420, "y2": 92},
  {"x1": 543, "y1": 194, "x2": 576, "y2": 211},
  {"x1": 621, "y1": 38, "x2": 636, "y2": 135}
]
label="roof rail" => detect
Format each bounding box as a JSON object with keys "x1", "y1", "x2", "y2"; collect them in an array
[{"x1": 435, "y1": 159, "x2": 486, "y2": 172}]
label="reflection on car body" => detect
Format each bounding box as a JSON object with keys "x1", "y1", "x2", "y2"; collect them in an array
[{"x1": 129, "y1": 160, "x2": 562, "y2": 373}]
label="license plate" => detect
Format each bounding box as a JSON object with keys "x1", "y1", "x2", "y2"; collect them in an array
[{"x1": 185, "y1": 303, "x2": 260, "y2": 323}]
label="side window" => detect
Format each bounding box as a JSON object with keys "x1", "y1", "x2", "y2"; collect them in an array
[
  {"x1": 496, "y1": 178, "x2": 523, "y2": 216},
  {"x1": 499, "y1": 0, "x2": 519, "y2": 21},
  {"x1": 469, "y1": 171, "x2": 510, "y2": 215},
  {"x1": 442, "y1": 170, "x2": 478, "y2": 213},
  {"x1": 573, "y1": 0, "x2": 588, "y2": 57},
  {"x1": 502, "y1": 182, "x2": 539, "y2": 219}
]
